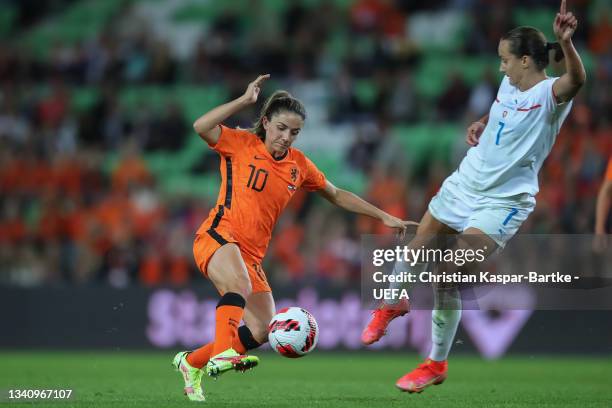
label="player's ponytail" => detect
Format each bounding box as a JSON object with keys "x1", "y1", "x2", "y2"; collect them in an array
[
  {"x1": 546, "y1": 42, "x2": 564, "y2": 63},
  {"x1": 502, "y1": 26, "x2": 563, "y2": 71},
  {"x1": 250, "y1": 90, "x2": 307, "y2": 141}
]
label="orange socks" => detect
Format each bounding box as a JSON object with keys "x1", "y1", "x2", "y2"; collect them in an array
[
  {"x1": 187, "y1": 342, "x2": 214, "y2": 368},
  {"x1": 187, "y1": 325, "x2": 262, "y2": 369},
  {"x1": 186, "y1": 337, "x2": 246, "y2": 369},
  {"x1": 211, "y1": 292, "x2": 246, "y2": 356},
  {"x1": 185, "y1": 292, "x2": 245, "y2": 368}
]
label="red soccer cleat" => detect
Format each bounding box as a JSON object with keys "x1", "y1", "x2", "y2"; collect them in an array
[
  {"x1": 395, "y1": 358, "x2": 448, "y2": 393},
  {"x1": 361, "y1": 299, "x2": 409, "y2": 345}
]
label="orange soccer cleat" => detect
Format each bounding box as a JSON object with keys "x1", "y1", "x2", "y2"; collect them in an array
[
  {"x1": 361, "y1": 299, "x2": 409, "y2": 345},
  {"x1": 395, "y1": 358, "x2": 448, "y2": 393}
]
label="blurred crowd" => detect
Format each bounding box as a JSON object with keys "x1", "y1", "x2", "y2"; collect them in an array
[{"x1": 0, "y1": 0, "x2": 610, "y2": 288}]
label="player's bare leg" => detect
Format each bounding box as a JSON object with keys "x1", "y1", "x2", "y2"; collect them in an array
[{"x1": 243, "y1": 291, "x2": 276, "y2": 345}]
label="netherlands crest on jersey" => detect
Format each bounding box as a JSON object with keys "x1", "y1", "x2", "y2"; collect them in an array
[{"x1": 290, "y1": 167, "x2": 298, "y2": 182}]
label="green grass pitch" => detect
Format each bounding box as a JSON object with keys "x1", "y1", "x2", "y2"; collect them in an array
[{"x1": 1, "y1": 351, "x2": 611, "y2": 407}]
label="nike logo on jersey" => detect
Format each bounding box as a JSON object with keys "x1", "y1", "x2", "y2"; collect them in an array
[{"x1": 254, "y1": 155, "x2": 267, "y2": 160}]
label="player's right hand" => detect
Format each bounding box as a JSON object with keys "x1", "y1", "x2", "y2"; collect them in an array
[
  {"x1": 241, "y1": 74, "x2": 270, "y2": 105},
  {"x1": 382, "y1": 215, "x2": 418, "y2": 239},
  {"x1": 466, "y1": 121, "x2": 485, "y2": 146}
]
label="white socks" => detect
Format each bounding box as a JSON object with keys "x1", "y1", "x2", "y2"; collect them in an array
[{"x1": 428, "y1": 286, "x2": 462, "y2": 361}]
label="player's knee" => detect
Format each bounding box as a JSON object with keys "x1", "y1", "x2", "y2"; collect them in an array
[{"x1": 213, "y1": 271, "x2": 252, "y2": 298}]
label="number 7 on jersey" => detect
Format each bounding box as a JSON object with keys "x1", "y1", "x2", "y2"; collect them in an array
[{"x1": 495, "y1": 121, "x2": 505, "y2": 145}]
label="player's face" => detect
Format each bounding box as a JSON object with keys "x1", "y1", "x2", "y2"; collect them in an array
[
  {"x1": 262, "y1": 111, "x2": 304, "y2": 157},
  {"x1": 498, "y1": 40, "x2": 524, "y2": 86}
]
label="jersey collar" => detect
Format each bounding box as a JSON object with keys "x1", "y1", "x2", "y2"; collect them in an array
[{"x1": 257, "y1": 138, "x2": 290, "y2": 162}]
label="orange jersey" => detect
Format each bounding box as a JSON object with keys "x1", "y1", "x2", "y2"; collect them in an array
[
  {"x1": 606, "y1": 158, "x2": 612, "y2": 181},
  {"x1": 196, "y1": 125, "x2": 326, "y2": 260}
]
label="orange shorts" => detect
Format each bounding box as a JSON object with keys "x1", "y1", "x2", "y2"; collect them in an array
[{"x1": 193, "y1": 231, "x2": 271, "y2": 294}]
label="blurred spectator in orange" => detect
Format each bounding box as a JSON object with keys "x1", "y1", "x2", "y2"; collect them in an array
[
  {"x1": 588, "y1": 11, "x2": 612, "y2": 55},
  {"x1": 351, "y1": 0, "x2": 406, "y2": 38},
  {"x1": 272, "y1": 213, "x2": 306, "y2": 281},
  {"x1": 112, "y1": 140, "x2": 152, "y2": 192},
  {"x1": 359, "y1": 164, "x2": 408, "y2": 234}
]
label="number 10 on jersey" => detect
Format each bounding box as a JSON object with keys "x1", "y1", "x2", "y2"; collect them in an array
[{"x1": 247, "y1": 164, "x2": 268, "y2": 192}]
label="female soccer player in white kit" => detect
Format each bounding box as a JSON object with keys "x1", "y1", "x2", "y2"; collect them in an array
[{"x1": 361, "y1": 0, "x2": 586, "y2": 393}]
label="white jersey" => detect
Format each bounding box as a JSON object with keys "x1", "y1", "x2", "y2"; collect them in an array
[{"x1": 456, "y1": 75, "x2": 572, "y2": 198}]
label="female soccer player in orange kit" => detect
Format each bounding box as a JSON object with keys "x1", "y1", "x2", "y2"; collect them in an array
[{"x1": 172, "y1": 74, "x2": 415, "y2": 401}]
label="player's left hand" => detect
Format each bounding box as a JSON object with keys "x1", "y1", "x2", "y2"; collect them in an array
[{"x1": 553, "y1": 0, "x2": 577, "y2": 42}]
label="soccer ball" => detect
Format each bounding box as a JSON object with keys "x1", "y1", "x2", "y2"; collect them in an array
[{"x1": 268, "y1": 307, "x2": 319, "y2": 358}]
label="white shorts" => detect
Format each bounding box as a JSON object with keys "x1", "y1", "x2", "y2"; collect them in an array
[{"x1": 428, "y1": 172, "x2": 535, "y2": 248}]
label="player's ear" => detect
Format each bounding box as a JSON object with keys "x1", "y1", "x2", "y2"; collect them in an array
[
  {"x1": 521, "y1": 55, "x2": 530, "y2": 68},
  {"x1": 262, "y1": 115, "x2": 270, "y2": 130}
]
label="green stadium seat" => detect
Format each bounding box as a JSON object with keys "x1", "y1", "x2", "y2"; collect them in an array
[
  {"x1": 413, "y1": 55, "x2": 449, "y2": 100},
  {"x1": 118, "y1": 86, "x2": 227, "y2": 120},
  {"x1": 324, "y1": 28, "x2": 350, "y2": 60},
  {"x1": 354, "y1": 79, "x2": 378, "y2": 109},
  {"x1": 19, "y1": 0, "x2": 127, "y2": 57},
  {"x1": 71, "y1": 87, "x2": 100, "y2": 113},
  {"x1": 392, "y1": 123, "x2": 462, "y2": 171},
  {"x1": 172, "y1": 3, "x2": 222, "y2": 23},
  {"x1": 160, "y1": 172, "x2": 220, "y2": 198},
  {"x1": 513, "y1": 8, "x2": 555, "y2": 40},
  {"x1": 0, "y1": 4, "x2": 17, "y2": 38},
  {"x1": 309, "y1": 152, "x2": 366, "y2": 194}
]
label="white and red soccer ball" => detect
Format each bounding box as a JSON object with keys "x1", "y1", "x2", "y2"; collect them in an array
[{"x1": 268, "y1": 307, "x2": 319, "y2": 358}]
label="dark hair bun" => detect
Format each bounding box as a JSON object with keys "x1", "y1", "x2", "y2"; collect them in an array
[{"x1": 546, "y1": 42, "x2": 564, "y2": 62}]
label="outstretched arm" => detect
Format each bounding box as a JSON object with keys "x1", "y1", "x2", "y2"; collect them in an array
[
  {"x1": 551, "y1": 0, "x2": 586, "y2": 103},
  {"x1": 317, "y1": 180, "x2": 417, "y2": 233},
  {"x1": 193, "y1": 74, "x2": 270, "y2": 145}
]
